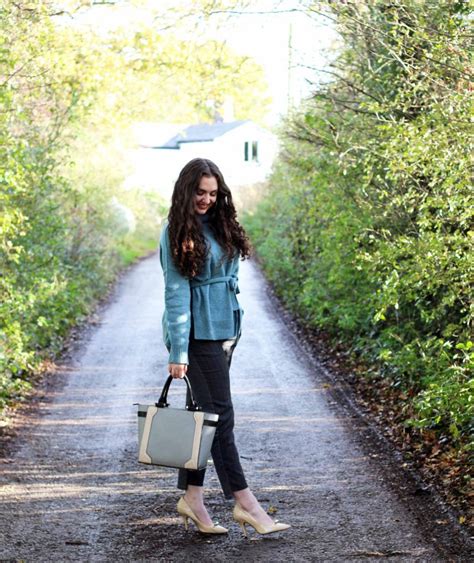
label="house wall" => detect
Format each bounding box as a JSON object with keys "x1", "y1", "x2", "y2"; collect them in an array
[
  {"x1": 210, "y1": 121, "x2": 279, "y2": 186},
  {"x1": 123, "y1": 122, "x2": 279, "y2": 203}
]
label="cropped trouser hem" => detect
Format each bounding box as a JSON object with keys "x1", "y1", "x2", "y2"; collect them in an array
[{"x1": 177, "y1": 334, "x2": 248, "y2": 499}]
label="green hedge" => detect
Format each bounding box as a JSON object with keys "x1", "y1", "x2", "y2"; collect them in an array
[
  {"x1": 0, "y1": 162, "x2": 165, "y2": 410},
  {"x1": 244, "y1": 1, "x2": 473, "y2": 447}
]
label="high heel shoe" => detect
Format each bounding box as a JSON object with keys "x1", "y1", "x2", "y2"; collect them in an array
[
  {"x1": 177, "y1": 497, "x2": 228, "y2": 534},
  {"x1": 233, "y1": 502, "x2": 291, "y2": 537}
]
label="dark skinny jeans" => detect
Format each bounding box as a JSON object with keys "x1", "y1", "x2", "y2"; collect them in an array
[{"x1": 177, "y1": 328, "x2": 248, "y2": 499}]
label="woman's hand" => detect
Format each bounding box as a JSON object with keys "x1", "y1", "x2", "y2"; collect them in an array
[{"x1": 168, "y1": 363, "x2": 188, "y2": 379}]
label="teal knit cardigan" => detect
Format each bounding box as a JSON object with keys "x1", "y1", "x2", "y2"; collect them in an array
[{"x1": 159, "y1": 213, "x2": 243, "y2": 364}]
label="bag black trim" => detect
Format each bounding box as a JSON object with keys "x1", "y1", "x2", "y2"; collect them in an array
[{"x1": 137, "y1": 410, "x2": 217, "y2": 427}]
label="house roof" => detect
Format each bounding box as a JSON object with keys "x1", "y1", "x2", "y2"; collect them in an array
[{"x1": 157, "y1": 120, "x2": 250, "y2": 149}]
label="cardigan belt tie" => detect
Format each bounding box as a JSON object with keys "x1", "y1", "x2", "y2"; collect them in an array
[{"x1": 190, "y1": 275, "x2": 240, "y2": 310}]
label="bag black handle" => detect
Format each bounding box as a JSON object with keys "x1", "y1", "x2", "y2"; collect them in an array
[{"x1": 156, "y1": 375, "x2": 202, "y2": 411}]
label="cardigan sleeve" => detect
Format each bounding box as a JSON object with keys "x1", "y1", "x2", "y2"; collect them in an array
[{"x1": 159, "y1": 224, "x2": 191, "y2": 365}]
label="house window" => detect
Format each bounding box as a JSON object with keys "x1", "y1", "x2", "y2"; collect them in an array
[
  {"x1": 244, "y1": 141, "x2": 258, "y2": 162},
  {"x1": 252, "y1": 141, "x2": 258, "y2": 162},
  {"x1": 244, "y1": 141, "x2": 249, "y2": 161}
]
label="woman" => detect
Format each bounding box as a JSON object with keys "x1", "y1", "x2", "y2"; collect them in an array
[{"x1": 159, "y1": 157, "x2": 290, "y2": 537}]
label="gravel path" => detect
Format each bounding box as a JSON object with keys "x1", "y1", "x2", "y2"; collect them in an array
[{"x1": 0, "y1": 254, "x2": 469, "y2": 561}]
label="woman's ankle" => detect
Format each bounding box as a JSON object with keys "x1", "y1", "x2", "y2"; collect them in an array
[
  {"x1": 183, "y1": 487, "x2": 213, "y2": 525},
  {"x1": 184, "y1": 487, "x2": 204, "y2": 502},
  {"x1": 233, "y1": 488, "x2": 259, "y2": 511}
]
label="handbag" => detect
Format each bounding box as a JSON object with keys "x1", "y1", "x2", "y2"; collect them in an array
[{"x1": 136, "y1": 374, "x2": 219, "y2": 470}]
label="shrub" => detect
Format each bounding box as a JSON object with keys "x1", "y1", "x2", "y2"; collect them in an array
[{"x1": 244, "y1": 1, "x2": 473, "y2": 447}]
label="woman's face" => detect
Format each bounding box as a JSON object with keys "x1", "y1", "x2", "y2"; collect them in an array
[{"x1": 194, "y1": 175, "x2": 218, "y2": 215}]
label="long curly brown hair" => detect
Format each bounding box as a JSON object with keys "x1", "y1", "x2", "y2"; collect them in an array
[{"x1": 167, "y1": 158, "x2": 251, "y2": 278}]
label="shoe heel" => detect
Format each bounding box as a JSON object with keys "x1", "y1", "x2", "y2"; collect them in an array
[
  {"x1": 239, "y1": 521, "x2": 248, "y2": 538},
  {"x1": 181, "y1": 515, "x2": 189, "y2": 531}
]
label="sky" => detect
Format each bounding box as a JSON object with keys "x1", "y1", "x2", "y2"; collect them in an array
[
  {"x1": 59, "y1": 0, "x2": 338, "y2": 126},
  {"x1": 201, "y1": 2, "x2": 338, "y2": 123}
]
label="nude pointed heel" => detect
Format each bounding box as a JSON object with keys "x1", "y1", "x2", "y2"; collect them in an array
[
  {"x1": 177, "y1": 497, "x2": 228, "y2": 534},
  {"x1": 233, "y1": 503, "x2": 291, "y2": 537},
  {"x1": 239, "y1": 521, "x2": 248, "y2": 538}
]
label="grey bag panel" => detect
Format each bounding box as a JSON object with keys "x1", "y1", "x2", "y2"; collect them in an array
[
  {"x1": 149, "y1": 408, "x2": 196, "y2": 467},
  {"x1": 137, "y1": 405, "x2": 218, "y2": 470}
]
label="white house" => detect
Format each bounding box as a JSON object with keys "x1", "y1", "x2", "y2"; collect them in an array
[{"x1": 124, "y1": 119, "x2": 279, "y2": 202}]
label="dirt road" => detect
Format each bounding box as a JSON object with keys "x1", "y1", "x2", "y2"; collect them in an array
[{"x1": 0, "y1": 254, "x2": 470, "y2": 561}]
